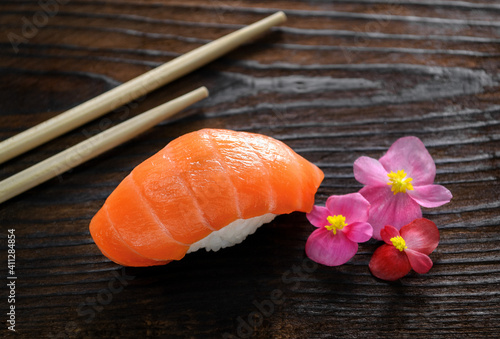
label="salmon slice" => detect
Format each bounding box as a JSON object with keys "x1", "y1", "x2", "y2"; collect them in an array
[
  {"x1": 104, "y1": 175, "x2": 190, "y2": 261},
  {"x1": 89, "y1": 207, "x2": 168, "y2": 266},
  {"x1": 241, "y1": 135, "x2": 308, "y2": 214},
  {"x1": 90, "y1": 129, "x2": 324, "y2": 266},
  {"x1": 206, "y1": 129, "x2": 276, "y2": 219},
  {"x1": 165, "y1": 130, "x2": 241, "y2": 230},
  {"x1": 131, "y1": 152, "x2": 214, "y2": 244}
]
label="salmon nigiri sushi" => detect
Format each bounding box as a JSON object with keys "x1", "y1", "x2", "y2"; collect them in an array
[{"x1": 89, "y1": 128, "x2": 324, "y2": 267}]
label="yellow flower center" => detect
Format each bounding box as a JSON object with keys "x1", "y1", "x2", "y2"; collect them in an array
[
  {"x1": 390, "y1": 236, "x2": 408, "y2": 252},
  {"x1": 325, "y1": 215, "x2": 347, "y2": 235},
  {"x1": 387, "y1": 169, "x2": 414, "y2": 195}
]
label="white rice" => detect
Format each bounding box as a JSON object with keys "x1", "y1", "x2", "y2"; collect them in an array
[{"x1": 186, "y1": 213, "x2": 277, "y2": 253}]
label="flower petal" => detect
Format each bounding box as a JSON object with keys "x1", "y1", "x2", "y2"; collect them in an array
[
  {"x1": 408, "y1": 184, "x2": 452, "y2": 208},
  {"x1": 359, "y1": 186, "x2": 422, "y2": 240},
  {"x1": 305, "y1": 228, "x2": 358, "y2": 266},
  {"x1": 369, "y1": 244, "x2": 411, "y2": 281},
  {"x1": 380, "y1": 225, "x2": 400, "y2": 245},
  {"x1": 343, "y1": 222, "x2": 373, "y2": 243},
  {"x1": 353, "y1": 156, "x2": 388, "y2": 187},
  {"x1": 400, "y1": 218, "x2": 440, "y2": 255},
  {"x1": 326, "y1": 193, "x2": 370, "y2": 224},
  {"x1": 379, "y1": 136, "x2": 436, "y2": 186},
  {"x1": 306, "y1": 206, "x2": 331, "y2": 228},
  {"x1": 405, "y1": 249, "x2": 433, "y2": 274}
]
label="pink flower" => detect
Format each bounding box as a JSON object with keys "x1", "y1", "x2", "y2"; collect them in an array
[
  {"x1": 305, "y1": 193, "x2": 373, "y2": 266},
  {"x1": 354, "y1": 136, "x2": 452, "y2": 240},
  {"x1": 369, "y1": 218, "x2": 440, "y2": 281}
]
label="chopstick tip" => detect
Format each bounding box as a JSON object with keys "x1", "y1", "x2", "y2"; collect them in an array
[
  {"x1": 200, "y1": 86, "x2": 209, "y2": 98},
  {"x1": 275, "y1": 11, "x2": 287, "y2": 23}
]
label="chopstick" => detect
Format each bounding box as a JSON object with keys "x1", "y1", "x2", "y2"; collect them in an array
[
  {"x1": 0, "y1": 86, "x2": 208, "y2": 204},
  {"x1": 0, "y1": 11, "x2": 287, "y2": 164}
]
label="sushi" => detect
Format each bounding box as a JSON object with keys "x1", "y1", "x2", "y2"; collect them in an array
[{"x1": 89, "y1": 128, "x2": 324, "y2": 266}]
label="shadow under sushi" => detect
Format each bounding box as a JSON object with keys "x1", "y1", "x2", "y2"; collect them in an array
[{"x1": 76, "y1": 212, "x2": 313, "y2": 337}]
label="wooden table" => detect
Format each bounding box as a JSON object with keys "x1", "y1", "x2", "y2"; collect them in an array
[{"x1": 1, "y1": 1, "x2": 499, "y2": 338}]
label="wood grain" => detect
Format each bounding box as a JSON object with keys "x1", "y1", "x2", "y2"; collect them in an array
[{"x1": 0, "y1": 1, "x2": 499, "y2": 338}]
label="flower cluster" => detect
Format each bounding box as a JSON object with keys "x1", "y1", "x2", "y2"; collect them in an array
[{"x1": 305, "y1": 136, "x2": 452, "y2": 281}]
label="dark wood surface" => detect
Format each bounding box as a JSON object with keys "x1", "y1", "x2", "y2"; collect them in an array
[{"x1": 1, "y1": 1, "x2": 499, "y2": 338}]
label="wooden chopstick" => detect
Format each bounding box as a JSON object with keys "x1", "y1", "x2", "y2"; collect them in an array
[
  {"x1": 0, "y1": 11, "x2": 287, "y2": 164},
  {"x1": 0, "y1": 87, "x2": 208, "y2": 204}
]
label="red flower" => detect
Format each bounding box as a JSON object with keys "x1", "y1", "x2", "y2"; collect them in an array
[{"x1": 369, "y1": 218, "x2": 440, "y2": 281}]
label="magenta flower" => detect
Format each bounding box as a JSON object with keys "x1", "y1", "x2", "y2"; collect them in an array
[
  {"x1": 369, "y1": 218, "x2": 440, "y2": 281},
  {"x1": 305, "y1": 193, "x2": 373, "y2": 266},
  {"x1": 354, "y1": 136, "x2": 452, "y2": 240}
]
